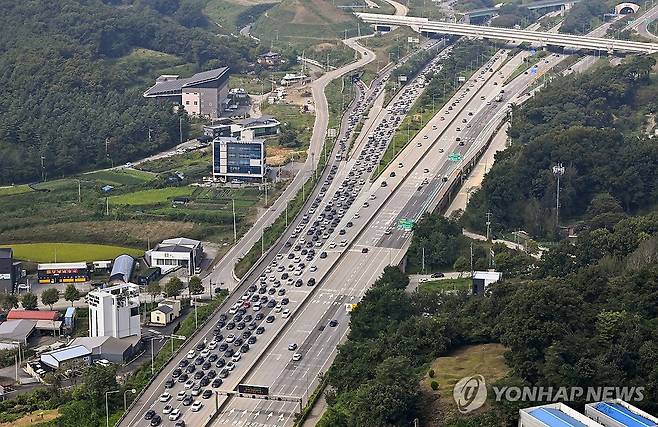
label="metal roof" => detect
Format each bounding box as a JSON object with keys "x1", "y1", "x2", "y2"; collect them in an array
[
  {"x1": 144, "y1": 67, "x2": 229, "y2": 97},
  {"x1": 160, "y1": 237, "x2": 201, "y2": 248},
  {"x1": 593, "y1": 402, "x2": 657, "y2": 427},
  {"x1": 37, "y1": 262, "x2": 87, "y2": 270},
  {"x1": 40, "y1": 345, "x2": 91, "y2": 368},
  {"x1": 154, "y1": 305, "x2": 173, "y2": 314},
  {"x1": 0, "y1": 320, "x2": 36, "y2": 342},
  {"x1": 109, "y1": 255, "x2": 134, "y2": 283},
  {"x1": 528, "y1": 408, "x2": 588, "y2": 427},
  {"x1": 8, "y1": 310, "x2": 59, "y2": 321}
]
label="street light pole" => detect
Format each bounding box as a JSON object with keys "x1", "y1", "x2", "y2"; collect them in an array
[
  {"x1": 124, "y1": 388, "x2": 137, "y2": 411},
  {"x1": 106, "y1": 390, "x2": 120, "y2": 427},
  {"x1": 552, "y1": 163, "x2": 565, "y2": 232},
  {"x1": 232, "y1": 199, "x2": 237, "y2": 243}
]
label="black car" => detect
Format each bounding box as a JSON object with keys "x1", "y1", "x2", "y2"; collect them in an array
[
  {"x1": 266, "y1": 315, "x2": 275, "y2": 323},
  {"x1": 186, "y1": 364, "x2": 196, "y2": 373},
  {"x1": 361, "y1": 247, "x2": 369, "y2": 253},
  {"x1": 177, "y1": 373, "x2": 189, "y2": 383},
  {"x1": 209, "y1": 354, "x2": 218, "y2": 362},
  {"x1": 320, "y1": 252, "x2": 327, "y2": 259},
  {"x1": 165, "y1": 379, "x2": 174, "y2": 388},
  {"x1": 172, "y1": 368, "x2": 182, "y2": 378},
  {"x1": 339, "y1": 229, "x2": 346, "y2": 235},
  {"x1": 295, "y1": 279, "x2": 303, "y2": 287},
  {"x1": 226, "y1": 322, "x2": 235, "y2": 330},
  {"x1": 194, "y1": 357, "x2": 205, "y2": 365},
  {"x1": 234, "y1": 314, "x2": 243, "y2": 322},
  {"x1": 206, "y1": 370, "x2": 216, "y2": 379},
  {"x1": 219, "y1": 369, "x2": 229, "y2": 379},
  {"x1": 194, "y1": 371, "x2": 204, "y2": 380},
  {"x1": 212, "y1": 378, "x2": 223, "y2": 388},
  {"x1": 430, "y1": 272, "x2": 445, "y2": 278},
  {"x1": 255, "y1": 313, "x2": 265, "y2": 321},
  {"x1": 224, "y1": 348, "x2": 235, "y2": 357},
  {"x1": 202, "y1": 389, "x2": 213, "y2": 399},
  {"x1": 200, "y1": 377, "x2": 210, "y2": 387},
  {"x1": 267, "y1": 299, "x2": 276, "y2": 308},
  {"x1": 236, "y1": 322, "x2": 245, "y2": 330},
  {"x1": 346, "y1": 221, "x2": 353, "y2": 228},
  {"x1": 240, "y1": 344, "x2": 250, "y2": 353},
  {"x1": 202, "y1": 362, "x2": 211, "y2": 370},
  {"x1": 242, "y1": 331, "x2": 252, "y2": 339},
  {"x1": 215, "y1": 358, "x2": 226, "y2": 368},
  {"x1": 243, "y1": 314, "x2": 253, "y2": 323},
  {"x1": 218, "y1": 343, "x2": 228, "y2": 351},
  {"x1": 329, "y1": 319, "x2": 339, "y2": 327},
  {"x1": 248, "y1": 336, "x2": 257, "y2": 345},
  {"x1": 247, "y1": 285, "x2": 257, "y2": 293},
  {"x1": 195, "y1": 342, "x2": 205, "y2": 351},
  {"x1": 179, "y1": 359, "x2": 189, "y2": 368},
  {"x1": 268, "y1": 288, "x2": 276, "y2": 295},
  {"x1": 175, "y1": 421, "x2": 186, "y2": 427},
  {"x1": 150, "y1": 415, "x2": 162, "y2": 426},
  {"x1": 281, "y1": 272, "x2": 289, "y2": 280},
  {"x1": 281, "y1": 297, "x2": 289, "y2": 305},
  {"x1": 248, "y1": 322, "x2": 257, "y2": 330},
  {"x1": 308, "y1": 278, "x2": 316, "y2": 286},
  {"x1": 144, "y1": 409, "x2": 156, "y2": 420},
  {"x1": 258, "y1": 287, "x2": 267, "y2": 294},
  {"x1": 288, "y1": 253, "x2": 295, "y2": 259},
  {"x1": 182, "y1": 396, "x2": 193, "y2": 406},
  {"x1": 278, "y1": 289, "x2": 286, "y2": 296},
  {"x1": 233, "y1": 338, "x2": 244, "y2": 347},
  {"x1": 251, "y1": 294, "x2": 260, "y2": 302},
  {"x1": 215, "y1": 334, "x2": 224, "y2": 342},
  {"x1": 256, "y1": 326, "x2": 265, "y2": 335}
]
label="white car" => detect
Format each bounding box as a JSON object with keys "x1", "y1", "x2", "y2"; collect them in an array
[
  {"x1": 184, "y1": 379, "x2": 194, "y2": 389},
  {"x1": 200, "y1": 349, "x2": 210, "y2": 357},
  {"x1": 340, "y1": 240, "x2": 347, "y2": 247},
  {"x1": 226, "y1": 334, "x2": 235, "y2": 343},
  {"x1": 274, "y1": 305, "x2": 282, "y2": 313},
  {"x1": 186, "y1": 350, "x2": 195, "y2": 359},
  {"x1": 208, "y1": 340, "x2": 217, "y2": 350},
  {"x1": 253, "y1": 303, "x2": 261, "y2": 311},
  {"x1": 191, "y1": 401, "x2": 203, "y2": 412},
  {"x1": 282, "y1": 309, "x2": 291, "y2": 318},
  {"x1": 177, "y1": 390, "x2": 187, "y2": 401},
  {"x1": 232, "y1": 353, "x2": 242, "y2": 362},
  {"x1": 329, "y1": 242, "x2": 336, "y2": 249},
  {"x1": 168, "y1": 408, "x2": 181, "y2": 421},
  {"x1": 309, "y1": 265, "x2": 317, "y2": 272},
  {"x1": 226, "y1": 362, "x2": 236, "y2": 371},
  {"x1": 292, "y1": 353, "x2": 302, "y2": 362},
  {"x1": 159, "y1": 392, "x2": 172, "y2": 402}
]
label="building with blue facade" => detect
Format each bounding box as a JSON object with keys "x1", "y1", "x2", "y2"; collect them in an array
[{"x1": 212, "y1": 137, "x2": 266, "y2": 182}]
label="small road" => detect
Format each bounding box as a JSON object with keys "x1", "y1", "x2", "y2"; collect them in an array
[
  {"x1": 382, "y1": 0, "x2": 408, "y2": 16},
  {"x1": 625, "y1": 4, "x2": 658, "y2": 41}
]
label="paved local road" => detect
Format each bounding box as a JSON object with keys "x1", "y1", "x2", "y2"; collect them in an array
[{"x1": 625, "y1": 4, "x2": 658, "y2": 41}]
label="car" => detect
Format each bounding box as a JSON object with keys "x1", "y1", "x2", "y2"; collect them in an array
[
  {"x1": 282, "y1": 309, "x2": 291, "y2": 318},
  {"x1": 182, "y1": 395, "x2": 193, "y2": 406},
  {"x1": 159, "y1": 392, "x2": 172, "y2": 402},
  {"x1": 361, "y1": 247, "x2": 369, "y2": 254},
  {"x1": 329, "y1": 319, "x2": 338, "y2": 327},
  {"x1": 165, "y1": 379, "x2": 174, "y2": 388},
  {"x1": 177, "y1": 390, "x2": 187, "y2": 401},
  {"x1": 191, "y1": 401, "x2": 203, "y2": 412},
  {"x1": 178, "y1": 359, "x2": 189, "y2": 368},
  {"x1": 144, "y1": 409, "x2": 156, "y2": 420},
  {"x1": 288, "y1": 343, "x2": 298, "y2": 351},
  {"x1": 177, "y1": 373, "x2": 189, "y2": 383},
  {"x1": 256, "y1": 326, "x2": 265, "y2": 334},
  {"x1": 162, "y1": 405, "x2": 173, "y2": 415},
  {"x1": 212, "y1": 378, "x2": 223, "y2": 388},
  {"x1": 266, "y1": 315, "x2": 275, "y2": 323},
  {"x1": 191, "y1": 384, "x2": 202, "y2": 396},
  {"x1": 232, "y1": 353, "x2": 242, "y2": 362},
  {"x1": 168, "y1": 409, "x2": 181, "y2": 421},
  {"x1": 226, "y1": 361, "x2": 235, "y2": 371},
  {"x1": 150, "y1": 415, "x2": 162, "y2": 426},
  {"x1": 248, "y1": 336, "x2": 257, "y2": 345},
  {"x1": 292, "y1": 353, "x2": 303, "y2": 361},
  {"x1": 186, "y1": 350, "x2": 195, "y2": 359},
  {"x1": 194, "y1": 371, "x2": 204, "y2": 380},
  {"x1": 431, "y1": 272, "x2": 445, "y2": 278},
  {"x1": 281, "y1": 297, "x2": 289, "y2": 305},
  {"x1": 174, "y1": 421, "x2": 185, "y2": 427},
  {"x1": 320, "y1": 252, "x2": 327, "y2": 259},
  {"x1": 202, "y1": 389, "x2": 213, "y2": 399}
]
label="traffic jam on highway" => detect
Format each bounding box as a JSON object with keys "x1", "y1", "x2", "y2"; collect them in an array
[{"x1": 137, "y1": 42, "x2": 462, "y2": 427}]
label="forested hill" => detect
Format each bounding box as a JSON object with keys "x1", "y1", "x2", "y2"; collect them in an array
[
  {"x1": 0, "y1": 0, "x2": 254, "y2": 185},
  {"x1": 463, "y1": 57, "x2": 658, "y2": 238}
]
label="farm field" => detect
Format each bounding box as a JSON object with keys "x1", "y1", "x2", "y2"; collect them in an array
[
  {"x1": 6, "y1": 243, "x2": 144, "y2": 263},
  {"x1": 109, "y1": 186, "x2": 196, "y2": 206}
]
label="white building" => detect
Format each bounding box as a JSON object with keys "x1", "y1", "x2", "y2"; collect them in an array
[
  {"x1": 150, "y1": 299, "x2": 181, "y2": 326},
  {"x1": 585, "y1": 400, "x2": 658, "y2": 427},
  {"x1": 145, "y1": 237, "x2": 204, "y2": 275},
  {"x1": 87, "y1": 283, "x2": 140, "y2": 339},
  {"x1": 519, "y1": 403, "x2": 603, "y2": 427}
]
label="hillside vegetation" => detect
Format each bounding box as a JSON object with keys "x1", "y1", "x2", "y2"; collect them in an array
[{"x1": 0, "y1": 0, "x2": 254, "y2": 185}]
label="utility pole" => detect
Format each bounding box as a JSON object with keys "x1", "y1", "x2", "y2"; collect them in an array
[
  {"x1": 421, "y1": 247, "x2": 425, "y2": 273},
  {"x1": 552, "y1": 163, "x2": 565, "y2": 233},
  {"x1": 148, "y1": 128, "x2": 152, "y2": 145},
  {"x1": 40, "y1": 156, "x2": 45, "y2": 182},
  {"x1": 77, "y1": 180, "x2": 81, "y2": 204},
  {"x1": 485, "y1": 212, "x2": 492, "y2": 241},
  {"x1": 179, "y1": 117, "x2": 183, "y2": 144},
  {"x1": 261, "y1": 226, "x2": 264, "y2": 256},
  {"x1": 232, "y1": 199, "x2": 237, "y2": 242}
]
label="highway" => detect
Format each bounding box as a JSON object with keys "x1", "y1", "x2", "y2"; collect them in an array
[{"x1": 625, "y1": 4, "x2": 658, "y2": 41}]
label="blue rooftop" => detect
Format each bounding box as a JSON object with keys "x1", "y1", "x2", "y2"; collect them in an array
[
  {"x1": 594, "y1": 402, "x2": 657, "y2": 427},
  {"x1": 529, "y1": 408, "x2": 588, "y2": 427}
]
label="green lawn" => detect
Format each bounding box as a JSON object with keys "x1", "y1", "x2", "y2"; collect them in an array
[
  {"x1": 109, "y1": 187, "x2": 195, "y2": 206},
  {"x1": 0, "y1": 185, "x2": 32, "y2": 197},
  {"x1": 5, "y1": 243, "x2": 144, "y2": 263},
  {"x1": 83, "y1": 169, "x2": 156, "y2": 186},
  {"x1": 418, "y1": 277, "x2": 471, "y2": 293}
]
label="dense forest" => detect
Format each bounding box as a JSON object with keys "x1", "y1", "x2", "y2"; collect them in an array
[
  {"x1": 0, "y1": 0, "x2": 255, "y2": 184},
  {"x1": 559, "y1": 0, "x2": 608, "y2": 34},
  {"x1": 462, "y1": 56, "x2": 658, "y2": 238},
  {"x1": 319, "y1": 214, "x2": 658, "y2": 426}
]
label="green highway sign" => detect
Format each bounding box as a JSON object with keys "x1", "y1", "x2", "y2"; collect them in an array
[
  {"x1": 448, "y1": 152, "x2": 462, "y2": 162},
  {"x1": 398, "y1": 218, "x2": 414, "y2": 231}
]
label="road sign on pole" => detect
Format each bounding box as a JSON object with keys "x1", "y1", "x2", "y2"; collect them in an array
[
  {"x1": 448, "y1": 153, "x2": 462, "y2": 162},
  {"x1": 238, "y1": 384, "x2": 269, "y2": 396}
]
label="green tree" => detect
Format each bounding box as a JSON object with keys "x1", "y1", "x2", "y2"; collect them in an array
[
  {"x1": 80, "y1": 365, "x2": 118, "y2": 408},
  {"x1": 147, "y1": 281, "x2": 161, "y2": 303},
  {"x1": 188, "y1": 276, "x2": 204, "y2": 295},
  {"x1": 0, "y1": 294, "x2": 18, "y2": 311},
  {"x1": 41, "y1": 288, "x2": 60, "y2": 310},
  {"x1": 63, "y1": 284, "x2": 81, "y2": 306},
  {"x1": 21, "y1": 292, "x2": 38, "y2": 310},
  {"x1": 453, "y1": 256, "x2": 469, "y2": 274},
  {"x1": 164, "y1": 277, "x2": 184, "y2": 299}
]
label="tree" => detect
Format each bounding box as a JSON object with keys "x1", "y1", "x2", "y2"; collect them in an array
[
  {"x1": 63, "y1": 284, "x2": 81, "y2": 306},
  {"x1": 21, "y1": 292, "x2": 38, "y2": 310},
  {"x1": 146, "y1": 281, "x2": 161, "y2": 303},
  {"x1": 188, "y1": 276, "x2": 204, "y2": 295},
  {"x1": 41, "y1": 288, "x2": 60, "y2": 310},
  {"x1": 0, "y1": 294, "x2": 18, "y2": 311},
  {"x1": 163, "y1": 277, "x2": 184, "y2": 298},
  {"x1": 453, "y1": 256, "x2": 469, "y2": 274}
]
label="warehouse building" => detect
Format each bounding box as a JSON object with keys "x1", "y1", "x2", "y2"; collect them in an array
[
  {"x1": 585, "y1": 400, "x2": 658, "y2": 427},
  {"x1": 0, "y1": 248, "x2": 22, "y2": 293},
  {"x1": 212, "y1": 137, "x2": 266, "y2": 182},
  {"x1": 88, "y1": 283, "x2": 140, "y2": 339},
  {"x1": 143, "y1": 67, "x2": 230, "y2": 118},
  {"x1": 109, "y1": 254, "x2": 135, "y2": 284},
  {"x1": 37, "y1": 262, "x2": 89, "y2": 284},
  {"x1": 145, "y1": 237, "x2": 203, "y2": 275},
  {"x1": 519, "y1": 403, "x2": 603, "y2": 427}
]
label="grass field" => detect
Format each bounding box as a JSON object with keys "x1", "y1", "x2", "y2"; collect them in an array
[
  {"x1": 0, "y1": 185, "x2": 32, "y2": 197},
  {"x1": 5, "y1": 243, "x2": 144, "y2": 262},
  {"x1": 83, "y1": 169, "x2": 156, "y2": 186},
  {"x1": 109, "y1": 186, "x2": 196, "y2": 206},
  {"x1": 419, "y1": 277, "x2": 471, "y2": 293},
  {"x1": 420, "y1": 343, "x2": 509, "y2": 421}
]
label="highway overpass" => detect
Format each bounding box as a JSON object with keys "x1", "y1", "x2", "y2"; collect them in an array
[
  {"x1": 465, "y1": 0, "x2": 581, "y2": 20},
  {"x1": 356, "y1": 12, "x2": 658, "y2": 54}
]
